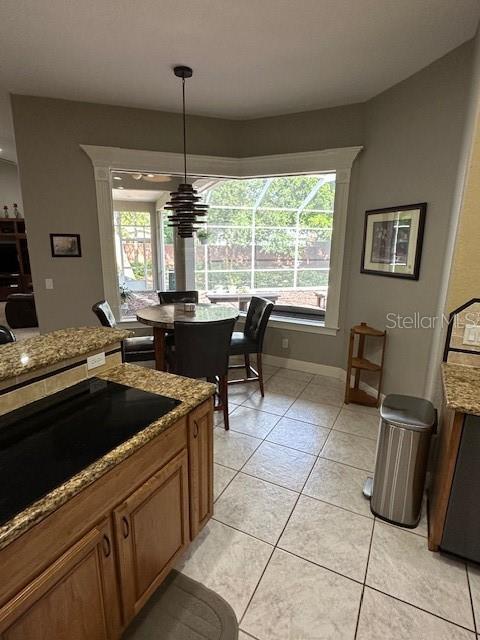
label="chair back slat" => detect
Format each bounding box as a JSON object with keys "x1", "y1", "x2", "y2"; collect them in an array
[
  {"x1": 92, "y1": 300, "x2": 117, "y2": 328},
  {"x1": 0, "y1": 325, "x2": 16, "y2": 344},
  {"x1": 244, "y1": 297, "x2": 274, "y2": 350},
  {"x1": 173, "y1": 318, "x2": 236, "y2": 380},
  {"x1": 158, "y1": 290, "x2": 198, "y2": 304}
]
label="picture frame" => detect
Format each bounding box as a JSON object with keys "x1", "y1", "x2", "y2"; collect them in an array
[
  {"x1": 50, "y1": 233, "x2": 82, "y2": 258},
  {"x1": 360, "y1": 203, "x2": 427, "y2": 280}
]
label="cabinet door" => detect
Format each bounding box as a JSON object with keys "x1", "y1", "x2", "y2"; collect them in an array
[
  {"x1": 114, "y1": 449, "x2": 190, "y2": 623},
  {"x1": 0, "y1": 519, "x2": 120, "y2": 640},
  {"x1": 188, "y1": 400, "x2": 214, "y2": 539}
]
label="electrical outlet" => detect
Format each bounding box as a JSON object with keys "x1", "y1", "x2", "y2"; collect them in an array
[
  {"x1": 282, "y1": 338, "x2": 289, "y2": 349},
  {"x1": 45, "y1": 278, "x2": 54, "y2": 290},
  {"x1": 463, "y1": 324, "x2": 480, "y2": 346},
  {"x1": 87, "y1": 352, "x2": 106, "y2": 370}
]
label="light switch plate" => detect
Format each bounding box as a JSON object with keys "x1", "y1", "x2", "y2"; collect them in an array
[
  {"x1": 45, "y1": 278, "x2": 53, "y2": 290},
  {"x1": 87, "y1": 352, "x2": 106, "y2": 370}
]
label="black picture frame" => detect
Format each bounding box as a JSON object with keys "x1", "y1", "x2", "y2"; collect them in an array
[
  {"x1": 50, "y1": 233, "x2": 82, "y2": 258},
  {"x1": 360, "y1": 203, "x2": 427, "y2": 280}
]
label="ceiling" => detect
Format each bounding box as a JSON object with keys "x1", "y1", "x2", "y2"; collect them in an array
[{"x1": 0, "y1": 0, "x2": 478, "y2": 162}]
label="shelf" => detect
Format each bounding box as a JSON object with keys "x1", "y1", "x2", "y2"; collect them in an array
[
  {"x1": 351, "y1": 357, "x2": 381, "y2": 372},
  {"x1": 345, "y1": 388, "x2": 379, "y2": 407},
  {"x1": 351, "y1": 323, "x2": 385, "y2": 337}
]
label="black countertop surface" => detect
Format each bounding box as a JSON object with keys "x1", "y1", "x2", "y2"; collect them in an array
[{"x1": 0, "y1": 377, "x2": 180, "y2": 526}]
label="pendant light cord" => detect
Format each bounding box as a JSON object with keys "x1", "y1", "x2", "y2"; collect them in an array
[{"x1": 182, "y1": 77, "x2": 187, "y2": 183}]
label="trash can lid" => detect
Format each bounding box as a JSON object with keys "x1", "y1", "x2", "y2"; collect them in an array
[{"x1": 380, "y1": 394, "x2": 436, "y2": 431}]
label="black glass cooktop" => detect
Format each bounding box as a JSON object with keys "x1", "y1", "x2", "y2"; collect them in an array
[{"x1": 0, "y1": 377, "x2": 181, "y2": 526}]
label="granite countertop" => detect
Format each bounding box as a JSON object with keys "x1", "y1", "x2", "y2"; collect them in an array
[
  {"x1": 0, "y1": 327, "x2": 133, "y2": 382},
  {"x1": 442, "y1": 362, "x2": 480, "y2": 417},
  {"x1": 0, "y1": 364, "x2": 216, "y2": 550}
]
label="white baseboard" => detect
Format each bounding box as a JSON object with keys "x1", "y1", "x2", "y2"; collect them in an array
[
  {"x1": 262, "y1": 353, "x2": 386, "y2": 404},
  {"x1": 262, "y1": 354, "x2": 345, "y2": 380}
]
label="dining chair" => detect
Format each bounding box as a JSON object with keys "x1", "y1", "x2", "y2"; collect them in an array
[
  {"x1": 166, "y1": 317, "x2": 236, "y2": 430},
  {"x1": 91, "y1": 300, "x2": 154, "y2": 362},
  {"x1": 0, "y1": 325, "x2": 16, "y2": 344},
  {"x1": 158, "y1": 290, "x2": 199, "y2": 304},
  {"x1": 228, "y1": 296, "x2": 274, "y2": 396}
]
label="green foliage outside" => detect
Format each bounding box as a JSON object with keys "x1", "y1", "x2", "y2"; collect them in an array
[{"x1": 194, "y1": 176, "x2": 335, "y2": 290}]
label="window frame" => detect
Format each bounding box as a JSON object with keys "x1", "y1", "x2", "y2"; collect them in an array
[{"x1": 82, "y1": 145, "x2": 362, "y2": 334}]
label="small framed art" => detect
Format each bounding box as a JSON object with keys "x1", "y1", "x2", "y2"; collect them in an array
[
  {"x1": 50, "y1": 233, "x2": 82, "y2": 257},
  {"x1": 361, "y1": 203, "x2": 426, "y2": 280}
]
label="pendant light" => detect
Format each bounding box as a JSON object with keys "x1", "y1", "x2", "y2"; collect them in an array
[{"x1": 165, "y1": 66, "x2": 208, "y2": 238}]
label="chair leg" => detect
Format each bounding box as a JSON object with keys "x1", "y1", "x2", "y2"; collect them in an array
[
  {"x1": 244, "y1": 353, "x2": 251, "y2": 378},
  {"x1": 257, "y1": 352, "x2": 265, "y2": 397},
  {"x1": 219, "y1": 375, "x2": 229, "y2": 430}
]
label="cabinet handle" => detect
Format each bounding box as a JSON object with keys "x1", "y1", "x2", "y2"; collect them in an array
[
  {"x1": 102, "y1": 534, "x2": 111, "y2": 558},
  {"x1": 193, "y1": 421, "x2": 199, "y2": 438},
  {"x1": 122, "y1": 516, "x2": 130, "y2": 539}
]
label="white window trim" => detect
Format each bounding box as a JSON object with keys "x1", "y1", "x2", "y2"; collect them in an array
[{"x1": 81, "y1": 144, "x2": 362, "y2": 333}]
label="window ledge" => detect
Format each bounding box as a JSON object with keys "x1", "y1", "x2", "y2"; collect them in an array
[
  {"x1": 237, "y1": 313, "x2": 338, "y2": 335},
  {"x1": 121, "y1": 314, "x2": 338, "y2": 336}
]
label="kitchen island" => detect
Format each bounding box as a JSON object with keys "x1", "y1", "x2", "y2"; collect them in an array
[{"x1": 0, "y1": 329, "x2": 215, "y2": 640}]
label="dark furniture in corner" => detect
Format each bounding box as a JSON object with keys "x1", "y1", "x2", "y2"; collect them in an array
[
  {"x1": 166, "y1": 317, "x2": 236, "y2": 430},
  {"x1": 5, "y1": 293, "x2": 38, "y2": 328},
  {"x1": 158, "y1": 290, "x2": 199, "y2": 304},
  {"x1": 228, "y1": 296, "x2": 274, "y2": 397},
  {"x1": 0, "y1": 217, "x2": 32, "y2": 301},
  {"x1": 0, "y1": 325, "x2": 16, "y2": 344},
  {"x1": 92, "y1": 300, "x2": 154, "y2": 363}
]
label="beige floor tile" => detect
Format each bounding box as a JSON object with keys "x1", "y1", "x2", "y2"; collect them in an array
[
  {"x1": 333, "y1": 407, "x2": 380, "y2": 440},
  {"x1": 357, "y1": 588, "x2": 474, "y2": 640},
  {"x1": 285, "y1": 398, "x2": 341, "y2": 427},
  {"x1": 311, "y1": 373, "x2": 345, "y2": 389},
  {"x1": 262, "y1": 376, "x2": 307, "y2": 397},
  {"x1": 238, "y1": 632, "x2": 256, "y2": 640},
  {"x1": 279, "y1": 495, "x2": 373, "y2": 582},
  {"x1": 266, "y1": 416, "x2": 330, "y2": 455},
  {"x1": 468, "y1": 564, "x2": 480, "y2": 630},
  {"x1": 383, "y1": 496, "x2": 428, "y2": 538},
  {"x1": 321, "y1": 430, "x2": 376, "y2": 472},
  {"x1": 367, "y1": 522, "x2": 474, "y2": 630},
  {"x1": 227, "y1": 382, "x2": 257, "y2": 404},
  {"x1": 214, "y1": 473, "x2": 298, "y2": 544},
  {"x1": 271, "y1": 368, "x2": 314, "y2": 383},
  {"x1": 214, "y1": 402, "x2": 239, "y2": 427},
  {"x1": 241, "y1": 549, "x2": 362, "y2": 640},
  {"x1": 243, "y1": 441, "x2": 316, "y2": 491},
  {"x1": 228, "y1": 406, "x2": 280, "y2": 438},
  {"x1": 214, "y1": 463, "x2": 237, "y2": 501},
  {"x1": 303, "y1": 457, "x2": 373, "y2": 518},
  {"x1": 243, "y1": 391, "x2": 295, "y2": 416},
  {"x1": 342, "y1": 402, "x2": 380, "y2": 416},
  {"x1": 299, "y1": 382, "x2": 345, "y2": 407},
  {"x1": 176, "y1": 520, "x2": 273, "y2": 620},
  {"x1": 214, "y1": 429, "x2": 262, "y2": 470}
]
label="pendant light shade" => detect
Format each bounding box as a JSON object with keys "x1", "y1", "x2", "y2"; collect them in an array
[{"x1": 166, "y1": 66, "x2": 208, "y2": 238}]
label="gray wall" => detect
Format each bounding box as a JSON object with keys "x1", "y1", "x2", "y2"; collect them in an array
[
  {"x1": 11, "y1": 39, "x2": 476, "y2": 394},
  {"x1": 11, "y1": 97, "x2": 237, "y2": 331},
  {"x1": 0, "y1": 160, "x2": 22, "y2": 210}
]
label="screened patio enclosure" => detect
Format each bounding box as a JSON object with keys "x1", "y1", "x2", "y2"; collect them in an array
[
  {"x1": 114, "y1": 172, "x2": 336, "y2": 320},
  {"x1": 195, "y1": 173, "x2": 335, "y2": 315}
]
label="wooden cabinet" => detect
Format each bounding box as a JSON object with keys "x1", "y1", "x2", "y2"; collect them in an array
[
  {"x1": 0, "y1": 519, "x2": 119, "y2": 640},
  {"x1": 114, "y1": 449, "x2": 190, "y2": 624},
  {"x1": 188, "y1": 400, "x2": 214, "y2": 539},
  {"x1": 0, "y1": 402, "x2": 214, "y2": 640}
]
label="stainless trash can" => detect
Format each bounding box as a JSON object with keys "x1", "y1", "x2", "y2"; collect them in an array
[{"x1": 369, "y1": 394, "x2": 436, "y2": 527}]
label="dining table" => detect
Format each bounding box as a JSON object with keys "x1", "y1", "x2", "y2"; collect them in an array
[{"x1": 136, "y1": 303, "x2": 240, "y2": 371}]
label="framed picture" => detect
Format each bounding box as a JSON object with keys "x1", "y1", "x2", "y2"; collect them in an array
[
  {"x1": 50, "y1": 233, "x2": 82, "y2": 258},
  {"x1": 361, "y1": 203, "x2": 426, "y2": 280}
]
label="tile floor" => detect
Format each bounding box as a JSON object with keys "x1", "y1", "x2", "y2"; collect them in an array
[{"x1": 174, "y1": 365, "x2": 479, "y2": 639}]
